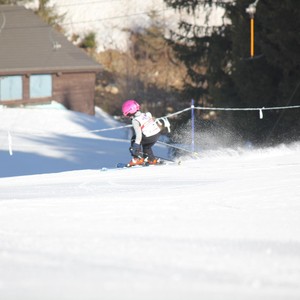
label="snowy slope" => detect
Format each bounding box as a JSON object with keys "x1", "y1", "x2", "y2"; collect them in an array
[
  {"x1": 0, "y1": 107, "x2": 300, "y2": 300},
  {"x1": 0, "y1": 107, "x2": 168, "y2": 177},
  {"x1": 0, "y1": 107, "x2": 127, "y2": 177}
]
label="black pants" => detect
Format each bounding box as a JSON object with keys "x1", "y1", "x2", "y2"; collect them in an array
[{"x1": 131, "y1": 132, "x2": 160, "y2": 160}]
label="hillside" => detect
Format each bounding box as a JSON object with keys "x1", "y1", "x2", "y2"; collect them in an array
[
  {"x1": 24, "y1": 0, "x2": 224, "y2": 116},
  {"x1": 0, "y1": 106, "x2": 169, "y2": 177},
  {"x1": 26, "y1": 0, "x2": 224, "y2": 51}
]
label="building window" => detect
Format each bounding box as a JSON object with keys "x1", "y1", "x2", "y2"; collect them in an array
[
  {"x1": 30, "y1": 74, "x2": 52, "y2": 98},
  {"x1": 0, "y1": 76, "x2": 22, "y2": 101}
]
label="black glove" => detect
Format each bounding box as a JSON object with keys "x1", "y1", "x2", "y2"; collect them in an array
[{"x1": 129, "y1": 143, "x2": 142, "y2": 157}]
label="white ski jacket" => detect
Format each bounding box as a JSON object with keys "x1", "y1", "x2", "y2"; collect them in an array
[{"x1": 132, "y1": 111, "x2": 161, "y2": 144}]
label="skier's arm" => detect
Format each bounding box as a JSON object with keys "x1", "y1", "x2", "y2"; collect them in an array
[{"x1": 132, "y1": 119, "x2": 142, "y2": 144}]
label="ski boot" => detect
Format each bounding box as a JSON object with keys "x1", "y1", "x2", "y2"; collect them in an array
[
  {"x1": 127, "y1": 157, "x2": 144, "y2": 167},
  {"x1": 144, "y1": 157, "x2": 161, "y2": 165}
]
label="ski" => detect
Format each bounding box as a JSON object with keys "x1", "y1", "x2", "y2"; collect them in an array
[
  {"x1": 101, "y1": 159, "x2": 181, "y2": 172},
  {"x1": 116, "y1": 159, "x2": 181, "y2": 169},
  {"x1": 116, "y1": 162, "x2": 135, "y2": 168},
  {"x1": 116, "y1": 160, "x2": 165, "y2": 169},
  {"x1": 100, "y1": 163, "x2": 149, "y2": 171}
]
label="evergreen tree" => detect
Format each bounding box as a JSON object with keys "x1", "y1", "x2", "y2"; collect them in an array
[
  {"x1": 228, "y1": 0, "x2": 300, "y2": 143},
  {"x1": 79, "y1": 31, "x2": 97, "y2": 50},
  {"x1": 164, "y1": 0, "x2": 300, "y2": 144}
]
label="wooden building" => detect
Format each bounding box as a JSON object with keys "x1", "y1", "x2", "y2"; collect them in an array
[{"x1": 0, "y1": 5, "x2": 102, "y2": 115}]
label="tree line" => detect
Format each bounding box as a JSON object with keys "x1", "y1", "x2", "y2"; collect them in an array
[{"x1": 164, "y1": 0, "x2": 300, "y2": 145}]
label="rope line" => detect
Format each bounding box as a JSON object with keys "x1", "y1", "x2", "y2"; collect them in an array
[
  {"x1": 193, "y1": 104, "x2": 300, "y2": 111},
  {"x1": 1, "y1": 104, "x2": 300, "y2": 137}
]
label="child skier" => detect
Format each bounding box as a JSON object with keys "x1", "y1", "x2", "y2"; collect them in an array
[{"x1": 122, "y1": 99, "x2": 164, "y2": 166}]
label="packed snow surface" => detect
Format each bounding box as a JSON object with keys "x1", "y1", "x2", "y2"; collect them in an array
[{"x1": 0, "y1": 108, "x2": 300, "y2": 300}]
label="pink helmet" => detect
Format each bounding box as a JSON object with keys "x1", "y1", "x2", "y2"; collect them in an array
[{"x1": 122, "y1": 99, "x2": 140, "y2": 116}]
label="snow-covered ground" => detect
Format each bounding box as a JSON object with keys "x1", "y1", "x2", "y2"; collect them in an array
[
  {"x1": 0, "y1": 107, "x2": 300, "y2": 299},
  {"x1": 0, "y1": 106, "x2": 136, "y2": 177},
  {"x1": 26, "y1": 0, "x2": 225, "y2": 51}
]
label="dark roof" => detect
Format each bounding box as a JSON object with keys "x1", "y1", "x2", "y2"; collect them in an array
[{"x1": 0, "y1": 5, "x2": 102, "y2": 74}]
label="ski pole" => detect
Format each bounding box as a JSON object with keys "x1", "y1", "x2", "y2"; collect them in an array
[
  {"x1": 191, "y1": 99, "x2": 195, "y2": 153},
  {"x1": 157, "y1": 140, "x2": 198, "y2": 157},
  {"x1": 129, "y1": 145, "x2": 181, "y2": 164},
  {"x1": 155, "y1": 155, "x2": 176, "y2": 163},
  {"x1": 131, "y1": 147, "x2": 175, "y2": 162}
]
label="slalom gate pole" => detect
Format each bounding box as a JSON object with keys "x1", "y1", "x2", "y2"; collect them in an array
[{"x1": 191, "y1": 99, "x2": 195, "y2": 153}]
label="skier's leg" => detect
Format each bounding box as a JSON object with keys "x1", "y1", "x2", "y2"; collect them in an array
[
  {"x1": 128, "y1": 134, "x2": 144, "y2": 165},
  {"x1": 142, "y1": 133, "x2": 160, "y2": 162},
  {"x1": 143, "y1": 144, "x2": 155, "y2": 160}
]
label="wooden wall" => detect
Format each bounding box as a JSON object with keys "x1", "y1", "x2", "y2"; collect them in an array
[
  {"x1": 0, "y1": 72, "x2": 97, "y2": 115},
  {"x1": 53, "y1": 72, "x2": 96, "y2": 115}
]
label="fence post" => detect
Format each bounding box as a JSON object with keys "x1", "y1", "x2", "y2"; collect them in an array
[
  {"x1": 191, "y1": 99, "x2": 195, "y2": 153},
  {"x1": 8, "y1": 131, "x2": 13, "y2": 156}
]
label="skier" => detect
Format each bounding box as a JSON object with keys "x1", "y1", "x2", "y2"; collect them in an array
[{"x1": 122, "y1": 99, "x2": 168, "y2": 167}]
